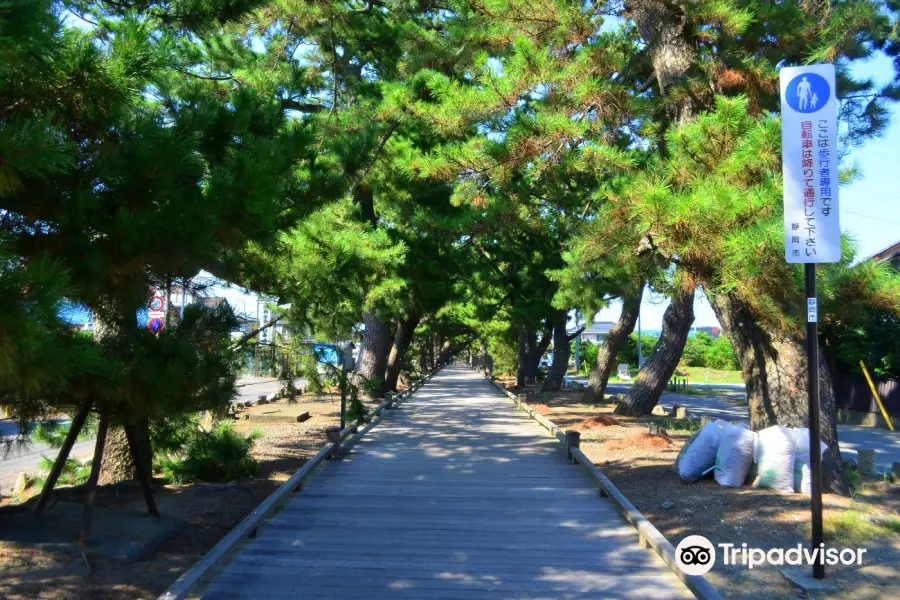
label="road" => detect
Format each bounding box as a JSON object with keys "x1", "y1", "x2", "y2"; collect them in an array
[
  {"x1": 0, "y1": 419, "x2": 94, "y2": 497},
  {"x1": 0, "y1": 376, "x2": 307, "y2": 498},
  {"x1": 577, "y1": 378, "x2": 900, "y2": 474},
  {"x1": 234, "y1": 376, "x2": 307, "y2": 404}
]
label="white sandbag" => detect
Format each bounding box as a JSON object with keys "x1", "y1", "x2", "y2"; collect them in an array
[
  {"x1": 790, "y1": 427, "x2": 828, "y2": 494},
  {"x1": 753, "y1": 425, "x2": 797, "y2": 492},
  {"x1": 675, "y1": 419, "x2": 726, "y2": 482},
  {"x1": 714, "y1": 424, "x2": 757, "y2": 487}
]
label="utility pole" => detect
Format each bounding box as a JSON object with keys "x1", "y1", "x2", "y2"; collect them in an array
[
  {"x1": 254, "y1": 297, "x2": 260, "y2": 378},
  {"x1": 637, "y1": 307, "x2": 643, "y2": 369},
  {"x1": 574, "y1": 311, "x2": 581, "y2": 374},
  {"x1": 179, "y1": 277, "x2": 186, "y2": 320}
]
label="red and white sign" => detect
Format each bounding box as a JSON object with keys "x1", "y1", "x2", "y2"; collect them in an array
[{"x1": 147, "y1": 288, "x2": 167, "y2": 334}]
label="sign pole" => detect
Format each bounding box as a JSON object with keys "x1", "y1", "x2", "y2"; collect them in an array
[
  {"x1": 780, "y1": 62, "x2": 840, "y2": 581},
  {"x1": 805, "y1": 263, "x2": 824, "y2": 579}
]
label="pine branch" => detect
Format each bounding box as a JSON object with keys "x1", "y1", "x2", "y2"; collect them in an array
[
  {"x1": 348, "y1": 119, "x2": 402, "y2": 197},
  {"x1": 567, "y1": 325, "x2": 586, "y2": 342},
  {"x1": 230, "y1": 315, "x2": 284, "y2": 350},
  {"x1": 182, "y1": 71, "x2": 235, "y2": 82},
  {"x1": 281, "y1": 100, "x2": 327, "y2": 113}
]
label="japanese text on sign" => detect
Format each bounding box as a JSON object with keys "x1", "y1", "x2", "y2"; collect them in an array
[{"x1": 780, "y1": 64, "x2": 841, "y2": 263}]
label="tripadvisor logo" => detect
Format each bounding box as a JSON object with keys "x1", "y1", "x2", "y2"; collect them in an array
[
  {"x1": 674, "y1": 535, "x2": 868, "y2": 576},
  {"x1": 675, "y1": 535, "x2": 716, "y2": 576}
]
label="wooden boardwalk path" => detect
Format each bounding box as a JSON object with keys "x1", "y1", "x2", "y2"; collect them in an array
[{"x1": 200, "y1": 364, "x2": 691, "y2": 599}]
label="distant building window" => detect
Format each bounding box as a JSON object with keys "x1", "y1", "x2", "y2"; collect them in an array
[{"x1": 596, "y1": 334, "x2": 601, "y2": 342}]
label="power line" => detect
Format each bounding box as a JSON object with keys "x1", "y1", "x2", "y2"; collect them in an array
[{"x1": 843, "y1": 209, "x2": 900, "y2": 226}]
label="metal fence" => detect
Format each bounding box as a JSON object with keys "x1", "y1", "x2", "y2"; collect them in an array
[{"x1": 833, "y1": 372, "x2": 900, "y2": 416}]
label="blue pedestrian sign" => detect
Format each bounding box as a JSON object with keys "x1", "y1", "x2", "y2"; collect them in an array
[{"x1": 780, "y1": 64, "x2": 841, "y2": 264}]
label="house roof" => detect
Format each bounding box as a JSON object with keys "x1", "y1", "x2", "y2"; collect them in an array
[
  {"x1": 199, "y1": 296, "x2": 228, "y2": 308},
  {"x1": 867, "y1": 240, "x2": 900, "y2": 265},
  {"x1": 56, "y1": 301, "x2": 151, "y2": 327},
  {"x1": 57, "y1": 300, "x2": 92, "y2": 326}
]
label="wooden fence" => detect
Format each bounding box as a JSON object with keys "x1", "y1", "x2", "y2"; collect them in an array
[{"x1": 833, "y1": 372, "x2": 900, "y2": 416}]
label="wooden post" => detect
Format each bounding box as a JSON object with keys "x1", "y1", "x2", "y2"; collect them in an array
[
  {"x1": 566, "y1": 430, "x2": 581, "y2": 463},
  {"x1": 80, "y1": 412, "x2": 110, "y2": 544},
  {"x1": 517, "y1": 394, "x2": 526, "y2": 407},
  {"x1": 385, "y1": 392, "x2": 394, "y2": 409},
  {"x1": 33, "y1": 398, "x2": 93, "y2": 516},
  {"x1": 860, "y1": 360, "x2": 894, "y2": 431},
  {"x1": 325, "y1": 426, "x2": 341, "y2": 460},
  {"x1": 125, "y1": 423, "x2": 160, "y2": 519}
]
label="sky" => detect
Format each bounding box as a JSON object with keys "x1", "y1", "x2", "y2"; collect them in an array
[{"x1": 596, "y1": 54, "x2": 900, "y2": 330}]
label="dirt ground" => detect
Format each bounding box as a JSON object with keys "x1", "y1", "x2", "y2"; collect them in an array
[
  {"x1": 521, "y1": 383, "x2": 900, "y2": 600},
  {"x1": 0, "y1": 393, "x2": 355, "y2": 600}
]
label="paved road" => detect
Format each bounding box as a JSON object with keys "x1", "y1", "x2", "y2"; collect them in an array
[
  {"x1": 200, "y1": 364, "x2": 691, "y2": 599},
  {"x1": 578, "y1": 379, "x2": 900, "y2": 474},
  {"x1": 233, "y1": 376, "x2": 306, "y2": 404},
  {"x1": 0, "y1": 420, "x2": 94, "y2": 496}
]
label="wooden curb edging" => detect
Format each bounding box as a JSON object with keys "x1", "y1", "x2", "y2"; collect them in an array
[
  {"x1": 157, "y1": 362, "x2": 450, "y2": 600},
  {"x1": 476, "y1": 368, "x2": 723, "y2": 600}
]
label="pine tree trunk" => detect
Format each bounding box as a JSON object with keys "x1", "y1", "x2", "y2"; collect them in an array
[
  {"x1": 541, "y1": 311, "x2": 572, "y2": 392},
  {"x1": 517, "y1": 324, "x2": 552, "y2": 386},
  {"x1": 355, "y1": 310, "x2": 392, "y2": 397},
  {"x1": 710, "y1": 291, "x2": 848, "y2": 494},
  {"x1": 437, "y1": 340, "x2": 452, "y2": 364},
  {"x1": 582, "y1": 282, "x2": 645, "y2": 403},
  {"x1": 616, "y1": 288, "x2": 695, "y2": 415},
  {"x1": 385, "y1": 315, "x2": 420, "y2": 391},
  {"x1": 98, "y1": 426, "x2": 136, "y2": 485},
  {"x1": 626, "y1": 0, "x2": 698, "y2": 123},
  {"x1": 98, "y1": 418, "x2": 152, "y2": 486},
  {"x1": 516, "y1": 324, "x2": 528, "y2": 387}
]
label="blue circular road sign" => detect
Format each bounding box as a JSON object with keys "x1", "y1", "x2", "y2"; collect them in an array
[{"x1": 785, "y1": 72, "x2": 830, "y2": 113}]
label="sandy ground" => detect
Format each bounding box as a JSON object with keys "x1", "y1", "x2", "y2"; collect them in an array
[
  {"x1": 0, "y1": 393, "x2": 351, "y2": 600},
  {"x1": 520, "y1": 384, "x2": 900, "y2": 600}
]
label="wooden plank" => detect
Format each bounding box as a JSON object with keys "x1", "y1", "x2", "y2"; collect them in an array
[
  {"x1": 157, "y1": 442, "x2": 334, "y2": 600},
  {"x1": 186, "y1": 365, "x2": 691, "y2": 600},
  {"x1": 206, "y1": 570, "x2": 685, "y2": 593}
]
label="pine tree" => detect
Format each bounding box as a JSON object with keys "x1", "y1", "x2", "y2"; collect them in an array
[{"x1": 2, "y1": 0, "x2": 314, "y2": 528}]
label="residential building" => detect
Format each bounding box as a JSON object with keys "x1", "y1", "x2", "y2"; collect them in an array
[
  {"x1": 568, "y1": 321, "x2": 616, "y2": 344},
  {"x1": 869, "y1": 240, "x2": 900, "y2": 271}
]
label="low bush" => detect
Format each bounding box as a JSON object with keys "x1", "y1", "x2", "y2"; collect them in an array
[
  {"x1": 159, "y1": 423, "x2": 261, "y2": 484},
  {"x1": 34, "y1": 455, "x2": 91, "y2": 489}
]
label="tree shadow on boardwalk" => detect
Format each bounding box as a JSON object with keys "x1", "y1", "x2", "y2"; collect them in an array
[{"x1": 198, "y1": 364, "x2": 692, "y2": 599}]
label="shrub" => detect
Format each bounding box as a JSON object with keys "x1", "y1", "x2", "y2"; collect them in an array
[
  {"x1": 707, "y1": 335, "x2": 740, "y2": 370},
  {"x1": 160, "y1": 423, "x2": 260, "y2": 484},
  {"x1": 682, "y1": 332, "x2": 715, "y2": 367},
  {"x1": 34, "y1": 455, "x2": 91, "y2": 488},
  {"x1": 578, "y1": 340, "x2": 599, "y2": 373},
  {"x1": 613, "y1": 333, "x2": 660, "y2": 368}
]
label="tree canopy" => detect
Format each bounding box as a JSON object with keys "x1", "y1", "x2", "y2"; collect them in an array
[{"x1": 2, "y1": 0, "x2": 900, "y2": 508}]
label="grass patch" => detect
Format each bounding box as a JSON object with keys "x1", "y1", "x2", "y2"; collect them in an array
[
  {"x1": 823, "y1": 509, "x2": 900, "y2": 545},
  {"x1": 644, "y1": 416, "x2": 702, "y2": 434},
  {"x1": 676, "y1": 387, "x2": 718, "y2": 396},
  {"x1": 678, "y1": 366, "x2": 744, "y2": 385}
]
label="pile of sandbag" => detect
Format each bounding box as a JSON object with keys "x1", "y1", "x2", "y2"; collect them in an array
[{"x1": 675, "y1": 420, "x2": 826, "y2": 493}]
